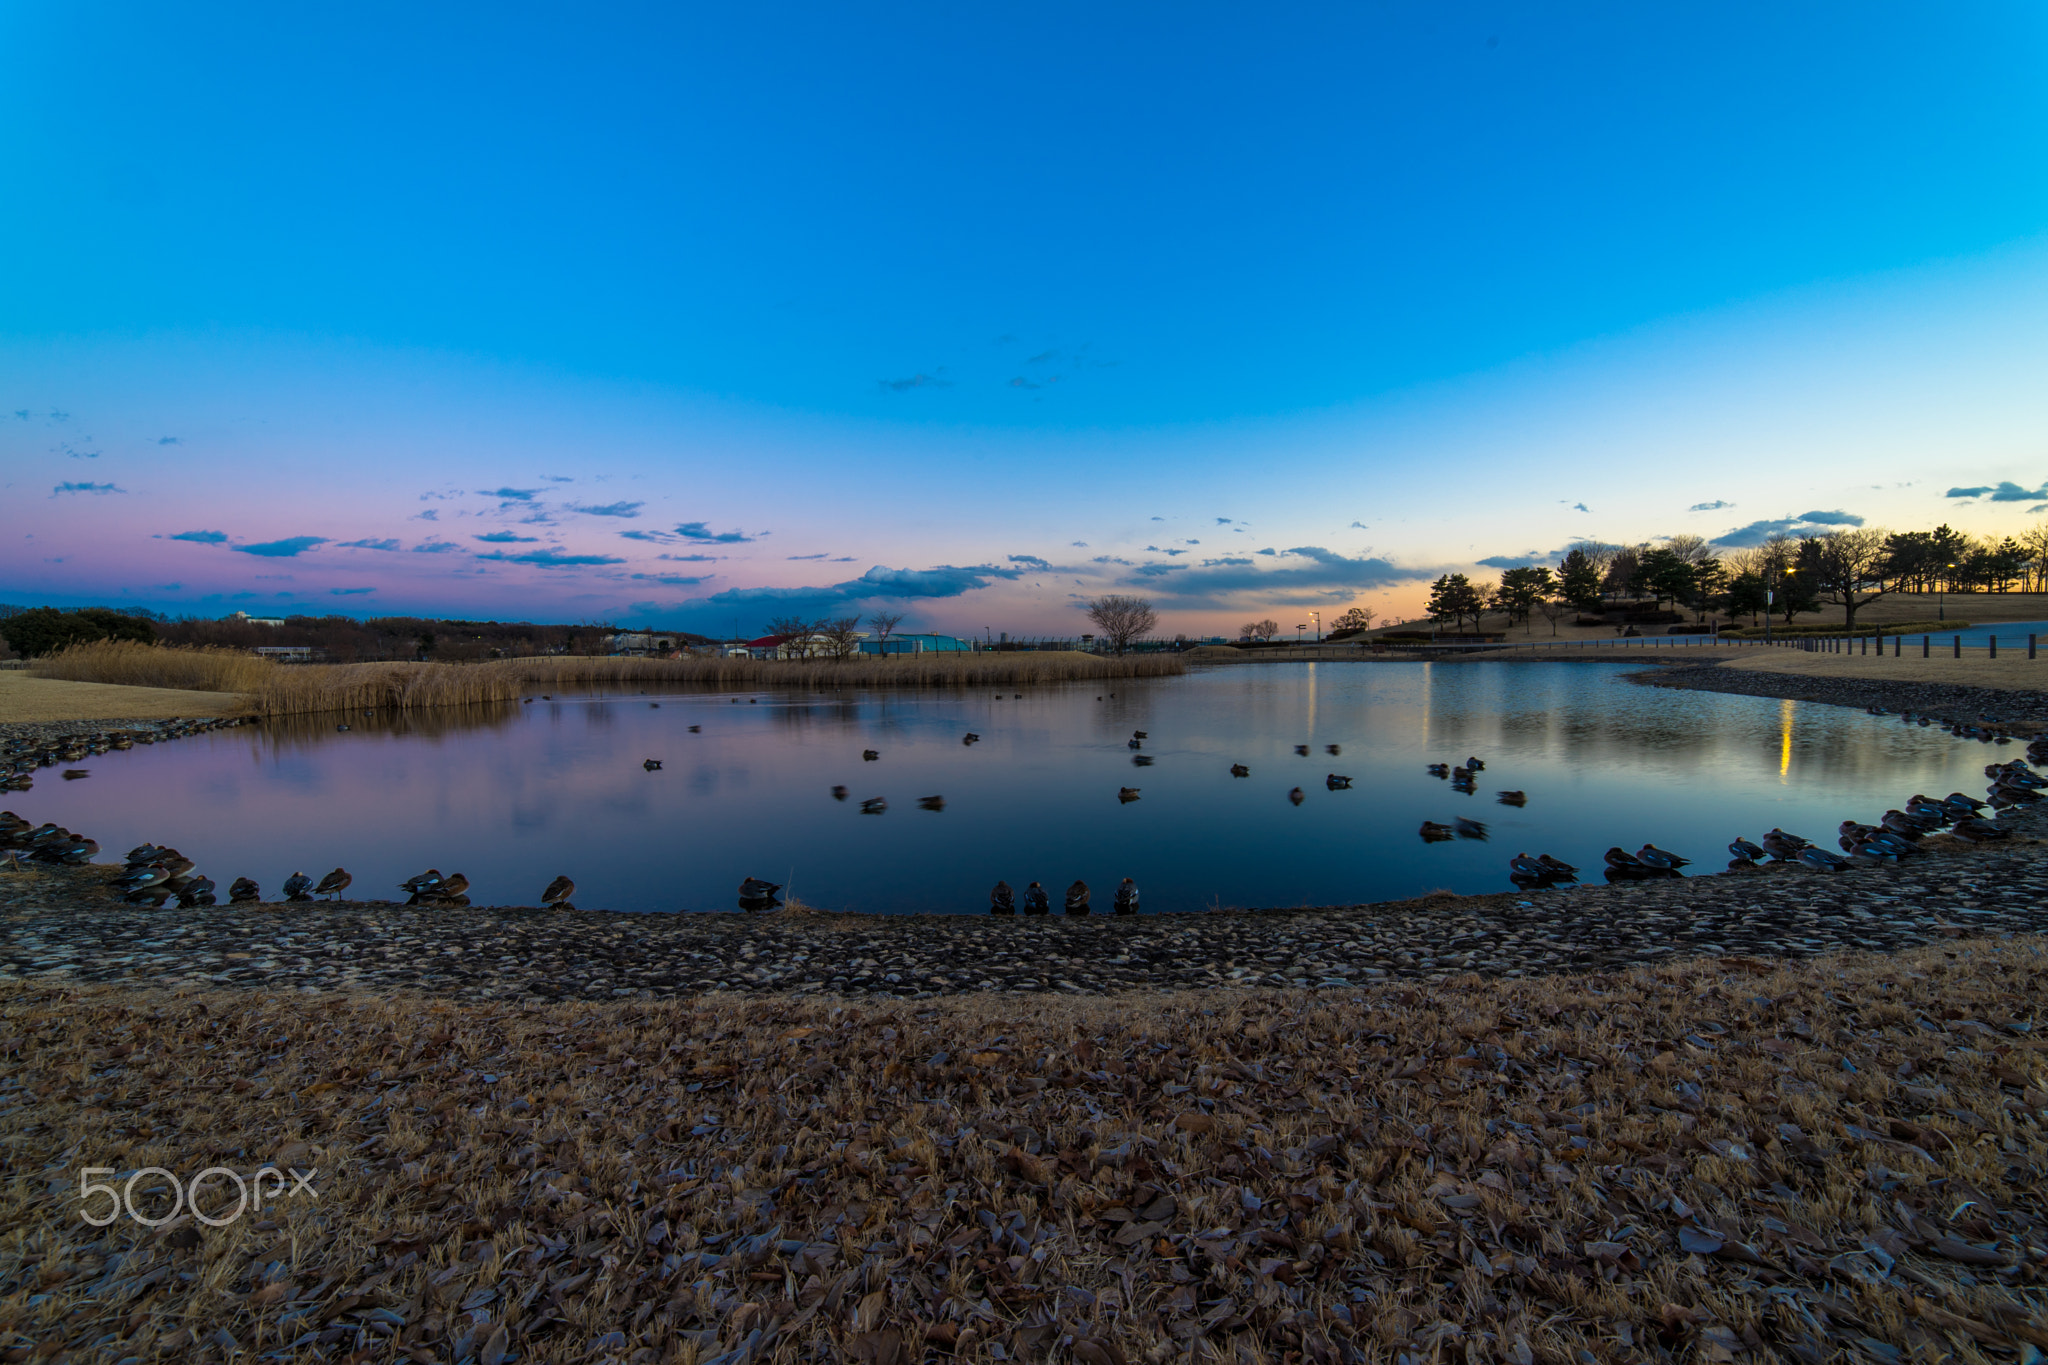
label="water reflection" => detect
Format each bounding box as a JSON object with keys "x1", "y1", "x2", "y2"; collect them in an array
[{"x1": 19, "y1": 664, "x2": 1996, "y2": 916}]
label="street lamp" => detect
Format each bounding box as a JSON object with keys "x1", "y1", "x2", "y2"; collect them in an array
[
  {"x1": 1309, "y1": 610, "x2": 1321, "y2": 643},
  {"x1": 1938, "y1": 563, "x2": 1956, "y2": 620}
]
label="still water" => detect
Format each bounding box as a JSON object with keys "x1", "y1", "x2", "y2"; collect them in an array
[{"x1": 24, "y1": 663, "x2": 1996, "y2": 914}]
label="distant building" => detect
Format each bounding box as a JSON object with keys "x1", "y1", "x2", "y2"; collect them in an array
[
  {"x1": 230, "y1": 611, "x2": 287, "y2": 627},
  {"x1": 253, "y1": 645, "x2": 317, "y2": 663},
  {"x1": 604, "y1": 631, "x2": 681, "y2": 657},
  {"x1": 858, "y1": 633, "x2": 970, "y2": 655}
]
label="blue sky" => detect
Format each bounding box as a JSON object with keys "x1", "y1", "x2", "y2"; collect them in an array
[{"x1": 5, "y1": 3, "x2": 2047, "y2": 632}]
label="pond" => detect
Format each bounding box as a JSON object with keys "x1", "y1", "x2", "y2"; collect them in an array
[{"x1": 22, "y1": 662, "x2": 1999, "y2": 914}]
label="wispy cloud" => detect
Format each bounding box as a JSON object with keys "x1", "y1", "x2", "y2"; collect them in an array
[
  {"x1": 1092, "y1": 555, "x2": 1134, "y2": 567},
  {"x1": 1122, "y1": 545, "x2": 1416, "y2": 610},
  {"x1": 879, "y1": 373, "x2": 951, "y2": 392},
  {"x1": 157, "y1": 436, "x2": 180, "y2": 445},
  {"x1": 337, "y1": 538, "x2": 401, "y2": 551},
  {"x1": 168, "y1": 529, "x2": 227, "y2": 544},
  {"x1": 788, "y1": 553, "x2": 829, "y2": 561},
  {"x1": 479, "y1": 487, "x2": 540, "y2": 501},
  {"x1": 1687, "y1": 499, "x2": 1734, "y2": 512},
  {"x1": 330, "y1": 587, "x2": 375, "y2": 595},
  {"x1": 1008, "y1": 554, "x2": 1051, "y2": 569},
  {"x1": 1475, "y1": 549, "x2": 1563, "y2": 569},
  {"x1": 630, "y1": 573, "x2": 712, "y2": 586},
  {"x1": 52, "y1": 481, "x2": 122, "y2": 496},
  {"x1": 568, "y1": 501, "x2": 644, "y2": 518},
  {"x1": 1946, "y1": 481, "x2": 2048, "y2": 502},
  {"x1": 658, "y1": 553, "x2": 719, "y2": 563},
  {"x1": 676, "y1": 522, "x2": 759, "y2": 544},
  {"x1": 59, "y1": 443, "x2": 101, "y2": 459},
  {"x1": 1349, "y1": 521, "x2": 1369, "y2": 529},
  {"x1": 619, "y1": 529, "x2": 676, "y2": 543},
  {"x1": 474, "y1": 547, "x2": 626, "y2": 568},
  {"x1": 474, "y1": 531, "x2": 539, "y2": 543},
  {"x1": 695, "y1": 562, "x2": 1026, "y2": 613},
  {"x1": 233, "y1": 536, "x2": 327, "y2": 558},
  {"x1": 412, "y1": 539, "x2": 464, "y2": 554}
]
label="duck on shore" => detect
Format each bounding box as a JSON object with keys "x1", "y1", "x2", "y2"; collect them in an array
[
  {"x1": 989, "y1": 880, "x2": 1015, "y2": 915},
  {"x1": 1064, "y1": 880, "x2": 1091, "y2": 915},
  {"x1": 1022, "y1": 881, "x2": 1050, "y2": 915},
  {"x1": 542, "y1": 875, "x2": 576, "y2": 910},
  {"x1": 1113, "y1": 877, "x2": 1138, "y2": 914},
  {"x1": 282, "y1": 871, "x2": 314, "y2": 902},
  {"x1": 314, "y1": 867, "x2": 352, "y2": 900}
]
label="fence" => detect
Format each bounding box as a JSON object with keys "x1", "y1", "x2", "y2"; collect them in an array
[{"x1": 1358, "y1": 631, "x2": 2033, "y2": 659}]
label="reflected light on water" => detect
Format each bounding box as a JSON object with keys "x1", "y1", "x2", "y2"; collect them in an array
[{"x1": 15, "y1": 663, "x2": 1994, "y2": 915}]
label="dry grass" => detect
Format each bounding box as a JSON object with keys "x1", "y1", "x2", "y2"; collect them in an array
[
  {"x1": 30, "y1": 644, "x2": 1187, "y2": 718},
  {"x1": 3, "y1": 941, "x2": 2044, "y2": 1363},
  {"x1": 1717, "y1": 648, "x2": 2048, "y2": 693},
  {"x1": 30, "y1": 641, "x2": 271, "y2": 694},
  {"x1": 0, "y1": 672, "x2": 248, "y2": 724}
]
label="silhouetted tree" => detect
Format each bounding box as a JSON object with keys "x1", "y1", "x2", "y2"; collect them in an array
[
  {"x1": 1425, "y1": 574, "x2": 1485, "y2": 634},
  {"x1": 1085, "y1": 596, "x2": 1158, "y2": 654}
]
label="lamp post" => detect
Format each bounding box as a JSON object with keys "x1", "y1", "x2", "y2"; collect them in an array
[
  {"x1": 1938, "y1": 563, "x2": 1956, "y2": 620},
  {"x1": 1309, "y1": 610, "x2": 1320, "y2": 643}
]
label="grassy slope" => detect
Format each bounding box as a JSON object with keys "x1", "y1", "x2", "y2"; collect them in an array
[{"x1": 3, "y1": 942, "x2": 2043, "y2": 1362}]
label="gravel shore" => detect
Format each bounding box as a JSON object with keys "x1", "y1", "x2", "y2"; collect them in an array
[
  {"x1": 1631, "y1": 661, "x2": 2048, "y2": 733},
  {"x1": 4, "y1": 810, "x2": 2043, "y2": 1000}
]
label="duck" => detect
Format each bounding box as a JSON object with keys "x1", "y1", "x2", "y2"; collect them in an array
[
  {"x1": 542, "y1": 875, "x2": 576, "y2": 909},
  {"x1": 1455, "y1": 818, "x2": 1488, "y2": 841},
  {"x1": 862, "y1": 749, "x2": 880, "y2": 761},
  {"x1": 1288, "y1": 787, "x2": 1305, "y2": 805},
  {"x1": 1759, "y1": 829, "x2": 1809, "y2": 861},
  {"x1": 1113, "y1": 878, "x2": 1139, "y2": 915},
  {"x1": 1635, "y1": 844, "x2": 1690, "y2": 870},
  {"x1": 1797, "y1": 846, "x2": 1850, "y2": 873},
  {"x1": 643, "y1": 759, "x2": 663, "y2": 771},
  {"x1": 860, "y1": 796, "x2": 887, "y2": 814},
  {"x1": 989, "y1": 880, "x2": 1015, "y2": 915},
  {"x1": 1419, "y1": 821, "x2": 1455, "y2": 842},
  {"x1": 1022, "y1": 881, "x2": 1050, "y2": 915},
  {"x1": 1426, "y1": 763, "x2": 1450, "y2": 777},
  {"x1": 1326, "y1": 773, "x2": 1352, "y2": 789},
  {"x1": 117, "y1": 864, "x2": 173, "y2": 894},
  {"x1": 179, "y1": 876, "x2": 217, "y2": 907},
  {"x1": 1943, "y1": 791, "x2": 1988, "y2": 817},
  {"x1": 1508, "y1": 853, "x2": 1549, "y2": 878},
  {"x1": 437, "y1": 873, "x2": 471, "y2": 899},
  {"x1": 1952, "y1": 817, "x2": 2008, "y2": 843},
  {"x1": 831, "y1": 785, "x2": 849, "y2": 801},
  {"x1": 282, "y1": 871, "x2": 314, "y2": 901},
  {"x1": 1230, "y1": 764, "x2": 1250, "y2": 777},
  {"x1": 1496, "y1": 791, "x2": 1527, "y2": 806},
  {"x1": 1603, "y1": 847, "x2": 1645, "y2": 870},
  {"x1": 1464, "y1": 757, "x2": 1485, "y2": 771},
  {"x1": 1118, "y1": 787, "x2": 1141, "y2": 802},
  {"x1": 1326, "y1": 744, "x2": 1341, "y2": 756},
  {"x1": 314, "y1": 867, "x2": 352, "y2": 900},
  {"x1": 918, "y1": 795, "x2": 946, "y2": 811},
  {"x1": 1904, "y1": 796, "x2": 1951, "y2": 825},
  {"x1": 229, "y1": 877, "x2": 261, "y2": 903},
  {"x1": 1127, "y1": 738, "x2": 1143, "y2": 749},
  {"x1": 336, "y1": 724, "x2": 350, "y2": 732},
  {"x1": 688, "y1": 724, "x2": 701, "y2": 733},
  {"x1": 400, "y1": 869, "x2": 444, "y2": 897},
  {"x1": 1294, "y1": 745, "x2": 1310, "y2": 756},
  {"x1": 1064, "y1": 880, "x2": 1091, "y2": 915},
  {"x1": 1879, "y1": 811, "x2": 1929, "y2": 840},
  {"x1": 1133, "y1": 731, "x2": 1148, "y2": 740},
  {"x1": 738, "y1": 875, "x2": 781, "y2": 900},
  {"x1": 963, "y1": 732, "x2": 980, "y2": 744},
  {"x1": 1536, "y1": 853, "x2": 1578, "y2": 878}
]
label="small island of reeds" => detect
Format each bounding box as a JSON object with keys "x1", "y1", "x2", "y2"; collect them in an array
[{"x1": 29, "y1": 640, "x2": 1189, "y2": 718}]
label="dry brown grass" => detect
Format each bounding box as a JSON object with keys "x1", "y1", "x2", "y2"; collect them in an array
[
  {"x1": 31, "y1": 645, "x2": 1187, "y2": 718},
  {"x1": 0, "y1": 672, "x2": 248, "y2": 724},
  {"x1": 31, "y1": 640, "x2": 271, "y2": 694},
  {"x1": 3, "y1": 941, "x2": 2044, "y2": 1363}
]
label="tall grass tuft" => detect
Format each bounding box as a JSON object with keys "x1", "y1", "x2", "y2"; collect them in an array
[{"x1": 32, "y1": 643, "x2": 1187, "y2": 717}]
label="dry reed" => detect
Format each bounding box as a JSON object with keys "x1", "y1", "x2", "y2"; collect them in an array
[{"x1": 32, "y1": 642, "x2": 1187, "y2": 717}]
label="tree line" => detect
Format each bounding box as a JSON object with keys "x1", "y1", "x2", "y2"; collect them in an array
[{"x1": 1420, "y1": 522, "x2": 2030, "y2": 636}]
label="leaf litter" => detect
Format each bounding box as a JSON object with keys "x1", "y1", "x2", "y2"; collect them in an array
[{"x1": 0, "y1": 939, "x2": 2045, "y2": 1363}]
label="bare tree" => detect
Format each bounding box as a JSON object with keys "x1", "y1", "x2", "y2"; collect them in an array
[
  {"x1": 1331, "y1": 605, "x2": 1376, "y2": 634},
  {"x1": 1238, "y1": 618, "x2": 1280, "y2": 641},
  {"x1": 1800, "y1": 527, "x2": 1895, "y2": 634},
  {"x1": 1536, "y1": 596, "x2": 1570, "y2": 636},
  {"x1": 821, "y1": 616, "x2": 864, "y2": 660},
  {"x1": 764, "y1": 614, "x2": 822, "y2": 659},
  {"x1": 866, "y1": 610, "x2": 904, "y2": 655},
  {"x1": 1085, "y1": 595, "x2": 1158, "y2": 654}
]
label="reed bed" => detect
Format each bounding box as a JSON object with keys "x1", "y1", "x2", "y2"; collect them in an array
[
  {"x1": 31, "y1": 643, "x2": 1186, "y2": 717},
  {"x1": 30, "y1": 640, "x2": 273, "y2": 694}
]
